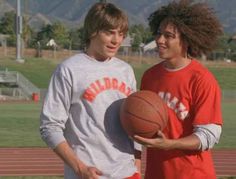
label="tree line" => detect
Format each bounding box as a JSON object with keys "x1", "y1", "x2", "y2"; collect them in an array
[
  {"x1": 0, "y1": 11, "x2": 152, "y2": 51},
  {"x1": 1, "y1": 11, "x2": 236, "y2": 60}
]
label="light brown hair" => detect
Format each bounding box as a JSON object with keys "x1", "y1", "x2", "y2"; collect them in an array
[{"x1": 84, "y1": 2, "x2": 128, "y2": 46}]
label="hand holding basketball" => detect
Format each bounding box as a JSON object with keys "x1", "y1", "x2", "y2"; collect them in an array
[{"x1": 134, "y1": 130, "x2": 169, "y2": 148}]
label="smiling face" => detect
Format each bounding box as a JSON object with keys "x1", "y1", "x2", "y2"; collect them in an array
[
  {"x1": 155, "y1": 22, "x2": 189, "y2": 67},
  {"x1": 86, "y1": 28, "x2": 124, "y2": 61}
]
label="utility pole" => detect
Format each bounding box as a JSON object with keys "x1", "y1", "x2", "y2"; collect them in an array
[{"x1": 16, "y1": 0, "x2": 24, "y2": 63}]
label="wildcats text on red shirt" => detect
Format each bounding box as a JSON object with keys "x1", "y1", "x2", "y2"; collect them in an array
[{"x1": 159, "y1": 91, "x2": 189, "y2": 121}]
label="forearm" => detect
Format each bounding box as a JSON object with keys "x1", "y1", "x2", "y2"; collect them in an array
[
  {"x1": 170, "y1": 134, "x2": 201, "y2": 150},
  {"x1": 166, "y1": 124, "x2": 222, "y2": 151},
  {"x1": 54, "y1": 141, "x2": 85, "y2": 175}
]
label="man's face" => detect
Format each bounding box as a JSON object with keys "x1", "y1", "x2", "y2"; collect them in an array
[
  {"x1": 155, "y1": 23, "x2": 185, "y2": 61},
  {"x1": 88, "y1": 28, "x2": 125, "y2": 61}
]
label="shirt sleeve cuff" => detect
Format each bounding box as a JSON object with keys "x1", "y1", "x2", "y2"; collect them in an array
[
  {"x1": 193, "y1": 132, "x2": 205, "y2": 150},
  {"x1": 134, "y1": 141, "x2": 142, "y2": 151},
  {"x1": 42, "y1": 131, "x2": 66, "y2": 149}
]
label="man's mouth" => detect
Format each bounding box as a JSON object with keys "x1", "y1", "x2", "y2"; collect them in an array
[
  {"x1": 158, "y1": 46, "x2": 167, "y2": 52},
  {"x1": 107, "y1": 46, "x2": 117, "y2": 52}
]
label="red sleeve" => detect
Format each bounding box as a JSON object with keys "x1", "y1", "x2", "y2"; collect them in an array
[{"x1": 192, "y1": 71, "x2": 223, "y2": 125}]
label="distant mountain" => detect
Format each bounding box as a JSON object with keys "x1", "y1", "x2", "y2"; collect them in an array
[
  {"x1": 212, "y1": 0, "x2": 236, "y2": 34},
  {"x1": 0, "y1": 1, "x2": 14, "y2": 17},
  {"x1": 27, "y1": 13, "x2": 51, "y2": 31},
  {"x1": 2, "y1": 0, "x2": 236, "y2": 34}
]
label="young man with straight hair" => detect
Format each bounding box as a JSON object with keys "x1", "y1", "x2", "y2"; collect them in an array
[{"x1": 40, "y1": 2, "x2": 141, "y2": 179}]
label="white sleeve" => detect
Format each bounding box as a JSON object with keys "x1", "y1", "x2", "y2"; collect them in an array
[
  {"x1": 194, "y1": 124, "x2": 222, "y2": 151},
  {"x1": 134, "y1": 141, "x2": 142, "y2": 151},
  {"x1": 40, "y1": 65, "x2": 72, "y2": 149}
]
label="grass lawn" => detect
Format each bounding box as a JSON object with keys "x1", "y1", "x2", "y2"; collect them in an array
[
  {"x1": 209, "y1": 67, "x2": 236, "y2": 90},
  {"x1": 0, "y1": 102, "x2": 46, "y2": 147},
  {"x1": 0, "y1": 57, "x2": 236, "y2": 148},
  {"x1": 0, "y1": 100, "x2": 235, "y2": 148},
  {"x1": 216, "y1": 101, "x2": 236, "y2": 149},
  {"x1": 1, "y1": 57, "x2": 236, "y2": 90},
  {"x1": 0, "y1": 57, "x2": 56, "y2": 88}
]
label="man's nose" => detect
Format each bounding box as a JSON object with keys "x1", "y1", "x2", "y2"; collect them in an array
[{"x1": 156, "y1": 34, "x2": 165, "y2": 44}]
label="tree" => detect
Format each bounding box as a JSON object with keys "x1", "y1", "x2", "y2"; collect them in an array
[
  {"x1": 0, "y1": 11, "x2": 34, "y2": 47},
  {"x1": 36, "y1": 22, "x2": 70, "y2": 49},
  {"x1": 36, "y1": 24, "x2": 53, "y2": 48},
  {"x1": 51, "y1": 22, "x2": 70, "y2": 48},
  {"x1": 0, "y1": 11, "x2": 15, "y2": 34},
  {"x1": 131, "y1": 34, "x2": 142, "y2": 51},
  {"x1": 22, "y1": 15, "x2": 34, "y2": 48},
  {"x1": 0, "y1": 11, "x2": 16, "y2": 46},
  {"x1": 129, "y1": 24, "x2": 153, "y2": 51},
  {"x1": 69, "y1": 27, "x2": 86, "y2": 50}
]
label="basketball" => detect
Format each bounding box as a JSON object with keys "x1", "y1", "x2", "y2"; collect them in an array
[{"x1": 120, "y1": 90, "x2": 168, "y2": 138}]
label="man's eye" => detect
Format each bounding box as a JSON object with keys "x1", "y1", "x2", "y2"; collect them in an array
[
  {"x1": 164, "y1": 33, "x2": 175, "y2": 39},
  {"x1": 156, "y1": 31, "x2": 175, "y2": 39},
  {"x1": 103, "y1": 30, "x2": 112, "y2": 35}
]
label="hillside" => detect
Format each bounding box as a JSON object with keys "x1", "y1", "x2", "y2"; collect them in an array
[{"x1": 1, "y1": 0, "x2": 236, "y2": 34}]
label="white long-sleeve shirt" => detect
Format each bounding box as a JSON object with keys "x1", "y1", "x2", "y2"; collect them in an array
[{"x1": 40, "y1": 53, "x2": 139, "y2": 179}]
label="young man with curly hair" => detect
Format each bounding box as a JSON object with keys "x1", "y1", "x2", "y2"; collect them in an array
[
  {"x1": 134, "y1": 0, "x2": 223, "y2": 178},
  {"x1": 40, "y1": 2, "x2": 141, "y2": 179}
]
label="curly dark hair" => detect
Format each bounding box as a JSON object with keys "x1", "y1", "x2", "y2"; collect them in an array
[{"x1": 148, "y1": 0, "x2": 223, "y2": 57}]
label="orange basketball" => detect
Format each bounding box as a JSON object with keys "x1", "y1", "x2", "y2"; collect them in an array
[{"x1": 120, "y1": 90, "x2": 168, "y2": 138}]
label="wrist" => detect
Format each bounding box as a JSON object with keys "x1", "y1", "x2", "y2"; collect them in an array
[
  {"x1": 74, "y1": 160, "x2": 86, "y2": 176},
  {"x1": 168, "y1": 139, "x2": 179, "y2": 150}
]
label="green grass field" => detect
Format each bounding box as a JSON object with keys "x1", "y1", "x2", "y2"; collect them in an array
[
  {"x1": 0, "y1": 100, "x2": 235, "y2": 148},
  {"x1": 209, "y1": 67, "x2": 236, "y2": 90},
  {"x1": 1, "y1": 57, "x2": 236, "y2": 90},
  {"x1": 0, "y1": 102, "x2": 45, "y2": 147},
  {"x1": 0, "y1": 57, "x2": 56, "y2": 88},
  {"x1": 0, "y1": 57, "x2": 236, "y2": 148}
]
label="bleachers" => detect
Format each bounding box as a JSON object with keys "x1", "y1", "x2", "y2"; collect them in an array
[{"x1": 0, "y1": 69, "x2": 40, "y2": 100}]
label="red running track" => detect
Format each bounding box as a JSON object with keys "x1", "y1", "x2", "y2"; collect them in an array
[{"x1": 0, "y1": 148, "x2": 235, "y2": 177}]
